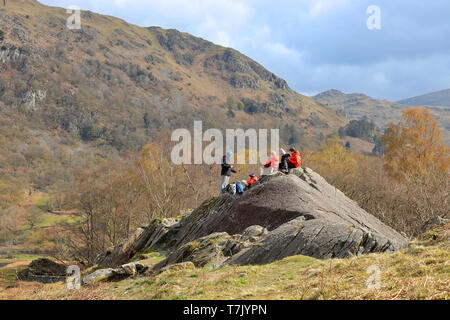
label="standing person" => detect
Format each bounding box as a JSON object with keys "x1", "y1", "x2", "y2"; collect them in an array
[
  {"x1": 288, "y1": 147, "x2": 302, "y2": 169},
  {"x1": 220, "y1": 150, "x2": 239, "y2": 194},
  {"x1": 278, "y1": 148, "x2": 291, "y2": 174},
  {"x1": 262, "y1": 151, "x2": 280, "y2": 176}
]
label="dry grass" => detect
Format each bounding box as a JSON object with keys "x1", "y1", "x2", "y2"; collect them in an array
[
  {"x1": 2, "y1": 225, "x2": 448, "y2": 300},
  {"x1": 341, "y1": 136, "x2": 375, "y2": 155}
]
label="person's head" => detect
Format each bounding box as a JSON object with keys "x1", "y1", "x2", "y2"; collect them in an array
[
  {"x1": 249, "y1": 173, "x2": 256, "y2": 178},
  {"x1": 289, "y1": 147, "x2": 296, "y2": 154},
  {"x1": 280, "y1": 148, "x2": 286, "y2": 156},
  {"x1": 271, "y1": 150, "x2": 277, "y2": 157},
  {"x1": 226, "y1": 150, "x2": 233, "y2": 158}
]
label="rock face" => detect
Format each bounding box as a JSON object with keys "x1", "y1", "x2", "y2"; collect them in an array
[
  {"x1": 91, "y1": 168, "x2": 407, "y2": 282},
  {"x1": 96, "y1": 218, "x2": 180, "y2": 267}
]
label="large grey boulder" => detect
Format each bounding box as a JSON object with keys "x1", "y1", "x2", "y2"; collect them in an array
[
  {"x1": 99, "y1": 168, "x2": 408, "y2": 271},
  {"x1": 82, "y1": 261, "x2": 149, "y2": 285},
  {"x1": 82, "y1": 268, "x2": 115, "y2": 285}
]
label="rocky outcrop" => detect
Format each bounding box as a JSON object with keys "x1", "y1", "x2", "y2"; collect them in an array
[
  {"x1": 18, "y1": 258, "x2": 67, "y2": 284},
  {"x1": 96, "y1": 218, "x2": 180, "y2": 267},
  {"x1": 154, "y1": 225, "x2": 269, "y2": 270},
  {"x1": 0, "y1": 44, "x2": 28, "y2": 71},
  {"x1": 82, "y1": 261, "x2": 149, "y2": 285},
  {"x1": 23, "y1": 89, "x2": 46, "y2": 112},
  {"x1": 203, "y1": 49, "x2": 289, "y2": 91},
  {"x1": 87, "y1": 167, "x2": 408, "y2": 284},
  {"x1": 420, "y1": 216, "x2": 449, "y2": 234}
]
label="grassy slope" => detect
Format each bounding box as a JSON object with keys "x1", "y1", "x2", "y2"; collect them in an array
[
  {"x1": 1, "y1": 225, "x2": 448, "y2": 300},
  {"x1": 341, "y1": 136, "x2": 375, "y2": 155}
]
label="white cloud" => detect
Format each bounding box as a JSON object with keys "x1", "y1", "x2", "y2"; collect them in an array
[
  {"x1": 39, "y1": 0, "x2": 450, "y2": 100},
  {"x1": 305, "y1": 0, "x2": 354, "y2": 18},
  {"x1": 240, "y1": 25, "x2": 303, "y2": 63},
  {"x1": 372, "y1": 72, "x2": 389, "y2": 86},
  {"x1": 104, "y1": 0, "x2": 252, "y2": 44}
]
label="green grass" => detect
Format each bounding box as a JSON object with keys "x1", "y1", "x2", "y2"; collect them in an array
[
  {"x1": 2, "y1": 227, "x2": 449, "y2": 300},
  {"x1": 0, "y1": 254, "x2": 44, "y2": 266},
  {"x1": 35, "y1": 197, "x2": 50, "y2": 211},
  {"x1": 2, "y1": 254, "x2": 43, "y2": 262},
  {"x1": 130, "y1": 251, "x2": 166, "y2": 265},
  {"x1": 36, "y1": 213, "x2": 83, "y2": 228},
  {"x1": 0, "y1": 267, "x2": 21, "y2": 288}
]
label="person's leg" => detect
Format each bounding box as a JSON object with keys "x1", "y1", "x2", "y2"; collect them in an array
[
  {"x1": 287, "y1": 161, "x2": 296, "y2": 169},
  {"x1": 219, "y1": 176, "x2": 225, "y2": 194},
  {"x1": 220, "y1": 175, "x2": 229, "y2": 194}
]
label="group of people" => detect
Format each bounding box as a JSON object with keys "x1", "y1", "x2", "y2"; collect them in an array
[{"x1": 219, "y1": 147, "x2": 302, "y2": 195}]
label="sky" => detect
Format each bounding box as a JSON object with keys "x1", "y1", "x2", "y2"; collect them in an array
[{"x1": 40, "y1": 0, "x2": 450, "y2": 101}]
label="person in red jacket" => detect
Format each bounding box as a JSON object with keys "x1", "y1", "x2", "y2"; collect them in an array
[
  {"x1": 247, "y1": 173, "x2": 258, "y2": 188},
  {"x1": 288, "y1": 147, "x2": 302, "y2": 169}
]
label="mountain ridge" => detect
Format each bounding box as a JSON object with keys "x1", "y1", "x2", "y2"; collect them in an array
[
  {"x1": 0, "y1": 0, "x2": 344, "y2": 153},
  {"x1": 397, "y1": 88, "x2": 450, "y2": 107},
  {"x1": 314, "y1": 89, "x2": 450, "y2": 145}
]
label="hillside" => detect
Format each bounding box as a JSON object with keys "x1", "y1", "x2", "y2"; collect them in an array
[
  {"x1": 0, "y1": 0, "x2": 343, "y2": 156},
  {"x1": 398, "y1": 88, "x2": 450, "y2": 107},
  {"x1": 0, "y1": 0, "x2": 345, "y2": 274},
  {"x1": 314, "y1": 89, "x2": 450, "y2": 145},
  {"x1": 0, "y1": 1, "x2": 448, "y2": 303},
  {"x1": 1, "y1": 167, "x2": 448, "y2": 300}
]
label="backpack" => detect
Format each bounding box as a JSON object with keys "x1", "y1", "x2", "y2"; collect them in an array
[
  {"x1": 224, "y1": 183, "x2": 236, "y2": 195},
  {"x1": 236, "y1": 182, "x2": 244, "y2": 195},
  {"x1": 279, "y1": 154, "x2": 290, "y2": 174}
]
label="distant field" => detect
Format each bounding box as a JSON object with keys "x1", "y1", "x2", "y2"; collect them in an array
[{"x1": 0, "y1": 191, "x2": 83, "y2": 290}]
